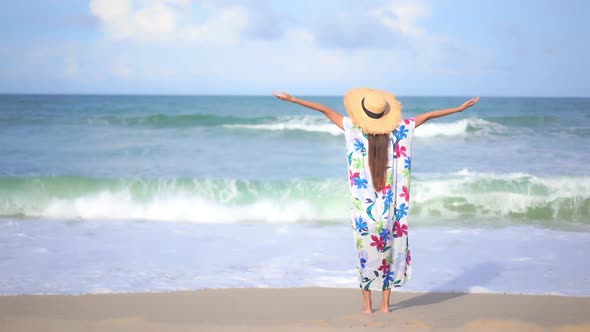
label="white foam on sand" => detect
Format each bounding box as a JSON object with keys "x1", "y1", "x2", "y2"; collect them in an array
[{"x1": 1, "y1": 220, "x2": 588, "y2": 297}]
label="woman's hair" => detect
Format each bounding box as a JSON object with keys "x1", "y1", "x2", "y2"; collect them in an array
[{"x1": 367, "y1": 134, "x2": 389, "y2": 192}]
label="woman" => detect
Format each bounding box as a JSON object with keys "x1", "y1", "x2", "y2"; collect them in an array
[{"x1": 273, "y1": 88, "x2": 479, "y2": 314}]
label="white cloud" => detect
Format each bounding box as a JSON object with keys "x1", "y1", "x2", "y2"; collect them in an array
[
  {"x1": 82, "y1": 0, "x2": 443, "y2": 93},
  {"x1": 369, "y1": 0, "x2": 437, "y2": 47},
  {"x1": 189, "y1": 6, "x2": 249, "y2": 45},
  {"x1": 78, "y1": 0, "x2": 487, "y2": 94},
  {"x1": 89, "y1": 0, "x2": 249, "y2": 44},
  {"x1": 367, "y1": 0, "x2": 489, "y2": 78},
  {"x1": 375, "y1": 0, "x2": 431, "y2": 38}
]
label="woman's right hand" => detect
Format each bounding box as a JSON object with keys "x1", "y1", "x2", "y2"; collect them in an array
[
  {"x1": 272, "y1": 91, "x2": 296, "y2": 102},
  {"x1": 458, "y1": 96, "x2": 480, "y2": 111}
]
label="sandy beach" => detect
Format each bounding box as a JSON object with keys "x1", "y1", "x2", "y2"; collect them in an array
[{"x1": 1, "y1": 288, "x2": 589, "y2": 332}]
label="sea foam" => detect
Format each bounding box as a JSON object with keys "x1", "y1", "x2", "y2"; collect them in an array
[
  {"x1": 224, "y1": 116, "x2": 507, "y2": 138},
  {"x1": 224, "y1": 115, "x2": 344, "y2": 136},
  {"x1": 1, "y1": 173, "x2": 589, "y2": 227}
]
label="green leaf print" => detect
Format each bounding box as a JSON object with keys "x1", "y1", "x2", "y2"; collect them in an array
[
  {"x1": 352, "y1": 156, "x2": 363, "y2": 171},
  {"x1": 366, "y1": 202, "x2": 376, "y2": 221},
  {"x1": 356, "y1": 236, "x2": 364, "y2": 249},
  {"x1": 393, "y1": 280, "x2": 401, "y2": 285},
  {"x1": 376, "y1": 221, "x2": 385, "y2": 234},
  {"x1": 347, "y1": 152, "x2": 354, "y2": 165},
  {"x1": 386, "y1": 256, "x2": 394, "y2": 265},
  {"x1": 384, "y1": 166, "x2": 393, "y2": 185},
  {"x1": 383, "y1": 203, "x2": 389, "y2": 216},
  {"x1": 382, "y1": 246, "x2": 391, "y2": 252},
  {"x1": 402, "y1": 168, "x2": 411, "y2": 179},
  {"x1": 352, "y1": 198, "x2": 362, "y2": 212},
  {"x1": 385, "y1": 174, "x2": 393, "y2": 187},
  {"x1": 363, "y1": 279, "x2": 374, "y2": 290}
]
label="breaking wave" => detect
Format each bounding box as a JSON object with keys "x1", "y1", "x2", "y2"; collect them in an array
[{"x1": 1, "y1": 172, "x2": 589, "y2": 228}]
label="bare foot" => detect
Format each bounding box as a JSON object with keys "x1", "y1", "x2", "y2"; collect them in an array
[
  {"x1": 378, "y1": 307, "x2": 390, "y2": 313},
  {"x1": 362, "y1": 307, "x2": 373, "y2": 314}
]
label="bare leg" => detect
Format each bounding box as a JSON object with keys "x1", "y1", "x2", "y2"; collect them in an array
[
  {"x1": 361, "y1": 289, "x2": 373, "y2": 314},
  {"x1": 379, "y1": 289, "x2": 391, "y2": 313}
]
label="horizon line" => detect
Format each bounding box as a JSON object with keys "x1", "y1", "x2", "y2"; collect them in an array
[{"x1": 1, "y1": 92, "x2": 589, "y2": 98}]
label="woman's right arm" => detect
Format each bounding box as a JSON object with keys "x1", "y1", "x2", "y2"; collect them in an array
[
  {"x1": 415, "y1": 97, "x2": 480, "y2": 128},
  {"x1": 273, "y1": 91, "x2": 343, "y2": 130}
]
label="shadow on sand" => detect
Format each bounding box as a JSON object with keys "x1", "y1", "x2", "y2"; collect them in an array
[{"x1": 392, "y1": 261, "x2": 503, "y2": 311}]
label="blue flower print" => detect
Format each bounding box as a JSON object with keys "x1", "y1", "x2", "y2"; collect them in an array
[
  {"x1": 379, "y1": 228, "x2": 391, "y2": 242},
  {"x1": 382, "y1": 270, "x2": 396, "y2": 289},
  {"x1": 404, "y1": 157, "x2": 411, "y2": 169},
  {"x1": 359, "y1": 250, "x2": 368, "y2": 269},
  {"x1": 355, "y1": 217, "x2": 368, "y2": 233},
  {"x1": 394, "y1": 125, "x2": 408, "y2": 141},
  {"x1": 383, "y1": 189, "x2": 394, "y2": 205},
  {"x1": 383, "y1": 271, "x2": 395, "y2": 283},
  {"x1": 384, "y1": 270, "x2": 395, "y2": 281},
  {"x1": 353, "y1": 177, "x2": 368, "y2": 189},
  {"x1": 395, "y1": 203, "x2": 409, "y2": 221},
  {"x1": 354, "y1": 138, "x2": 366, "y2": 153}
]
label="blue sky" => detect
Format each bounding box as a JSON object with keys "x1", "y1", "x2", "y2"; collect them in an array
[{"x1": 0, "y1": 0, "x2": 588, "y2": 96}]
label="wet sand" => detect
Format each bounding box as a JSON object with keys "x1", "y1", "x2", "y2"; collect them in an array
[{"x1": 1, "y1": 288, "x2": 590, "y2": 331}]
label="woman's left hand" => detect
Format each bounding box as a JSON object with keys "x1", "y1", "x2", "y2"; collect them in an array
[
  {"x1": 458, "y1": 96, "x2": 480, "y2": 111},
  {"x1": 272, "y1": 91, "x2": 295, "y2": 102}
]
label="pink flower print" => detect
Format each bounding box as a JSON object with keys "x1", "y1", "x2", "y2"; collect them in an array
[
  {"x1": 378, "y1": 259, "x2": 389, "y2": 273},
  {"x1": 349, "y1": 170, "x2": 360, "y2": 187},
  {"x1": 370, "y1": 235, "x2": 386, "y2": 251},
  {"x1": 381, "y1": 183, "x2": 391, "y2": 195},
  {"x1": 403, "y1": 118, "x2": 411, "y2": 125},
  {"x1": 406, "y1": 249, "x2": 412, "y2": 265},
  {"x1": 395, "y1": 144, "x2": 407, "y2": 158},
  {"x1": 393, "y1": 221, "x2": 408, "y2": 238},
  {"x1": 400, "y1": 186, "x2": 410, "y2": 202}
]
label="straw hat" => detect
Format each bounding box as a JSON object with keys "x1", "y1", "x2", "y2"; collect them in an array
[{"x1": 344, "y1": 87, "x2": 402, "y2": 134}]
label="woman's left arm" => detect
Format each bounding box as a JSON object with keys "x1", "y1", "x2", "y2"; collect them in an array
[
  {"x1": 273, "y1": 91, "x2": 343, "y2": 130},
  {"x1": 414, "y1": 97, "x2": 480, "y2": 128}
]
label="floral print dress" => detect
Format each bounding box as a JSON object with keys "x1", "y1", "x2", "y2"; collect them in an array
[{"x1": 343, "y1": 116, "x2": 416, "y2": 291}]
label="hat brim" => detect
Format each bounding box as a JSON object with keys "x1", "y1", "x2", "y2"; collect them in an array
[{"x1": 344, "y1": 87, "x2": 402, "y2": 134}]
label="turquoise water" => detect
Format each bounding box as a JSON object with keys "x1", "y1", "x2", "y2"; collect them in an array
[
  {"x1": 1, "y1": 95, "x2": 589, "y2": 227},
  {"x1": 1, "y1": 95, "x2": 589, "y2": 295}
]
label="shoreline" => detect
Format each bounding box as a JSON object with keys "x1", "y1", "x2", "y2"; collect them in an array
[
  {"x1": 1, "y1": 287, "x2": 587, "y2": 298},
  {"x1": 1, "y1": 288, "x2": 589, "y2": 331}
]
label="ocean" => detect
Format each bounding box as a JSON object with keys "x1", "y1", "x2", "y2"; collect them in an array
[{"x1": 1, "y1": 95, "x2": 589, "y2": 296}]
